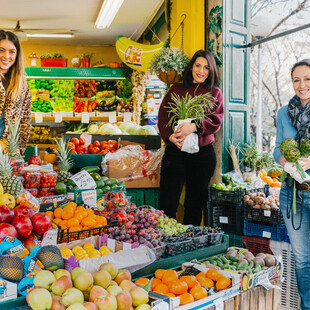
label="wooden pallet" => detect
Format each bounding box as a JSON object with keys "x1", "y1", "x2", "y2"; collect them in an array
[{"x1": 206, "y1": 278, "x2": 281, "y2": 310}]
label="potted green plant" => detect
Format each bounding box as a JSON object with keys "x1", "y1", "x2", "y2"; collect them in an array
[
  {"x1": 149, "y1": 47, "x2": 190, "y2": 84},
  {"x1": 81, "y1": 53, "x2": 92, "y2": 68},
  {"x1": 40, "y1": 52, "x2": 67, "y2": 67}
]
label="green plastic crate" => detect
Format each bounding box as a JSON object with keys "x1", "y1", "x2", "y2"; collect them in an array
[
  {"x1": 23, "y1": 145, "x2": 38, "y2": 162},
  {"x1": 228, "y1": 233, "x2": 244, "y2": 248},
  {"x1": 0, "y1": 296, "x2": 27, "y2": 308},
  {"x1": 126, "y1": 188, "x2": 145, "y2": 206},
  {"x1": 144, "y1": 188, "x2": 160, "y2": 209},
  {"x1": 70, "y1": 154, "x2": 104, "y2": 168}
]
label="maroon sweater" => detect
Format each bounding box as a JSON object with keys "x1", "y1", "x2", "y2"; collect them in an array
[{"x1": 158, "y1": 83, "x2": 224, "y2": 147}]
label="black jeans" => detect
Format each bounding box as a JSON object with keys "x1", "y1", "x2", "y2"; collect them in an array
[{"x1": 159, "y1": 144, "x2": 216, "y2": 226}]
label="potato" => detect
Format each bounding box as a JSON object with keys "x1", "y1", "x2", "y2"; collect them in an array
[{"x1": 253, "y1": 204, "x2": 261, "y2": 209}]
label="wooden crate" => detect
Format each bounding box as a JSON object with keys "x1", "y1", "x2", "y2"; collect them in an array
[{"x1": 206, "y1": 278, "x2": 281, "y2": 310}]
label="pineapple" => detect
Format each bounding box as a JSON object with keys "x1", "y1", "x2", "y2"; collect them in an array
[
  {"x1": 55, "y1": 138, "x2": 73, "y2": 184},
  {"x1": 0, "y1": 146, "x2": 23, "y2": 197},
  {"x1": 6, "y1": 120, "x2": 22, "y2": 159}
]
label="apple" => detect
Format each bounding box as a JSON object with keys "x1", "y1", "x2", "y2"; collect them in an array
[
  {"x1": 66, "y1": 303, "x2": 87, "y2": 310},
  {"x1": 51, "y1": 275, "x2": 73, "y2": 295},
  {"x1": 54, "y1": 268, "x2": 71, "y2": 280},
  {"x1": 114, "y1": 269, "x2": 131, "y2": 285},
  {"x1": 14, "y1": 205, "x2": 35, "y2": 218},
  {"x1": 99, "y1": 263, "x2": 118, "y2": 279},
  {"x1": 106, "y1": 285, "x2": 123, "y2": 296},
  {"x1": 84, "y1": 302, "x2": 98, "y2": 310},
  {"x1": 23, "y1": 238, "x2": 41, "y2": 253},
  {"x1": 74, "y1": 271, "x2": 94, "y2": 291},
  {"x1": 26, "y1": 287, "x2": 52, "y2": 310},
  {"x1": 71, "y1": 267, "x2": 85, "y2": 281},
  {"x1": 33, "y1": 270, "x2": 56, "y2": 291},
  {"x1": 116, "y1": 290, "x2": 132, "y2": 310},
  {"x1": 62, "y1": 288, "x2": 84, "y2": 307},
  {"x1": 93, "y1": 269, "x2": 112, "y2": 289},
  {"x1": 0, "y1": 223, "x2": 17, "y2": 239},
  {"x1": 94, "y1": 294, "x2": 117, "y2": 310},
  {"x1": 31, "y1": 212, "x2": 52, "y2": 236},
  {"x1": 130, "y1": 287, "x2": 149, "y2": 307},
  {"x1": 135, "y1": 304, "x2": 151, "y2": 310},
  {"x1": 51, "y1": 295, "x2": 66, "y2": 310},
  {"x1": 0, "y1": 205, "x2": 14, "y2": 223},
  {"x1": 89, "y1": 285, "x2": 108, "y2": 302},
  {"x1": 119, "y1": 280, "x2": 136, "y2": 292},
  {"x1": 12, "y1": 215, "x2": 33, "y2": 239}
]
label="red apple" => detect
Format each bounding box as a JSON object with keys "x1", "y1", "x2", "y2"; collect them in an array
[
  {"x1": 0, "y1": 205, "x2": 15, "y2": 223},
  {"x1": 0, "y1": 223, "x2": 18, "y2": 239},
  {"x1": 31, "y1": 213, "x2": 52, "y2": 236},
  {"x1": 23, "y1": 238, "x2": 41, "y2": 253},
  {"x1": 28, "y1": 156, "x2": 41, "y2": 165},
  {"x1": 14, "y1": 205, "x2": 36, "y2": 218},
  {"x1": 84, "y1": 302, "x2": 99, "y2": 310},
  {"x1": 11, "y1": 215, "x2": 33, "y2": 239}
]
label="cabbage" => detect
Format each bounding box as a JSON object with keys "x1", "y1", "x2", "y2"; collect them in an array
[
  {"x1": 137, "y1": 125, "x2": 158, "y2": 135},
  {"x1": 97, "y1": 123, "x2": 122, "y2": 135},
  {"x1": 127, "y1": 124, "x2": 141, "y2": 135},
  {"x1": 88, "y1": 124, "x2": 99, "y2": 134},
  {"x1": 119, "y1": 122, "x2": 135, "y2": 133}
]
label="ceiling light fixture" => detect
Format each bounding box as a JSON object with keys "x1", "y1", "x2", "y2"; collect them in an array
[
  {"x1": 95, "y1": 0, "x2": 124, "y2": 29},
  {"x1": 26, "y1": 33, "x2": 74, "y2": 38}
]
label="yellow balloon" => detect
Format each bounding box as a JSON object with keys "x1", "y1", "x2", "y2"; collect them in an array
[{"x1": 116, "y1": 35, "x2": 164, "y2": 72}]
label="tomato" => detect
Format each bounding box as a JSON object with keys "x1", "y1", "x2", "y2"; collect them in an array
[
  {"x1": 108, "y1": 140, "x2": 118, "y2": 149},
  {"x1": 77, "y1": 151, "x2": 84, "y2": 154},
  {"x1": 76, "y1": 145, "x2": 85, "y2": 153},
  {"x1": 67, "y1": 142, "x2": 75, "y2": 151},
  {"x1": 91, "y1": 147, "x2": 100, "y2": 154},
  {"x1": 93, "y1": 140, "x2": 100, "y2": 148},
  {"x1": 100, "y1": 141, "x2": 108, "y2": 148},
  {"x1": 79, "y1": 137, "x2": 85, "y2": 145},
  {"x1": 28, "y1": 156, "x2": 41, "y2": 165},
  {"x1": 70, "y1": 137, "x2": 79, "y2": 147}
]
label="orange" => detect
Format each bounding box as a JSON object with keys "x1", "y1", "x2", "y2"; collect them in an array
[
  {"x1": 164, "y1": 293, "x2": 176, "y2": 297},
  {"x1": 85, "y1": 208, "x2": 94, "y2": 216},
  {"x1": 262, "y1": 175, "x2": 274, "y2": 185},
  {"x1": 53, "y1": 218, "x2": 62, "y2": 226},
  {"x1": 215, "y1": 276, "x2": 231, "y2": 291},
  {"x1": 69, "y1": 226, "x2": 81, "y2": 232},
  {"x1": 151, "y1": 278, "x2": 162, "y2": 290},
  {"x1": 76, "y1": 205, "x2": 86, "y2": 212},
  {"x1": 197, "y1": 277, "x2": 214, "y2": 288},
  {"x1": 67, "y1": 218, "x2": 80, "y2": 228},
  {"x1": 168, "y1": 279, "x2": 188, "y2": 295},
  {"x1": 205, "y1": 269, "x2": 222, "y2": 282},
  {"x1": 75, "y1": 210, "x2": 88, "y2": 218},
  {"x1": 155, "y1": 269, "x2": 166, "y2": 279},
  {"x1": 190, "y1": 285, "x2": 208, "y2": 299},
  {"x1": 54, "y1": 207, "x2": 63, "y2": 219},
  {"x1": 95, "y1": 215, "x2": 107, "y2": 226},
  {"x1": 134, "y1": 278, "x2": 150, "y2": 286},
  {"x1": 45, "y1": 211, "x2": 54, "y2": 220},
  {"x1": 270, "y1": 182, "x2": 281, "y2": 188},
  {"x1": 179, "y1": 293, "x2": 194, "y2": 305},
  {"x1": 179, "y1": 275, "x2": 200, "y2": 289},
  {"x1": 162, "y1": 270, "x2": 178, "y2": 285},
  {"x1": 153, "y1": 283, "x2": 169, "y2": 295},
  {"x1": 61, "y1": 208, "x2": 74, "y2": 220},
  {"x1": 259, "y1": 169, "x2": 267, "y2": 178},
  {"x1": 81, "y1": 216, "x2": 97, "y2": 228},
  {"x1": 195, "y1": 272, "x2": 207, "y2": 281}
]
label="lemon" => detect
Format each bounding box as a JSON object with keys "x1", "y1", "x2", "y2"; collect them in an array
[
  {"x1": 76, "y1": 254, "x2": 89, "y2": 261},
  {"x1": 99, "y1": 246, "x2": 113, "y2": 256},
  {"x1": 60, "y1": 248, "x2": 72, "y2": 258},
  {"x1": 88, "y1": 251, "x2": 101, "y2": 258},
  {"x1": 83, "y1": 243, "x2": 95, "y2": 252},
  {"x1": 72, "y1": 246, "x2": 83, "y2": 254}
]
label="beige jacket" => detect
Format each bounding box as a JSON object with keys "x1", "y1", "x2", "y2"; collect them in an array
[{"x1": 0, "y1": 79, "x2": 32, "y2": 154}]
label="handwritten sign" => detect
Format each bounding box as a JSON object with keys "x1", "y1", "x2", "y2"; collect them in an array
[
  {"x1": 81, "y1": 112, "x2": 90, "y2": 124},
  {"x1": 70, "y1": 171, "x2": 96, "y2": 189},
  {"x1": 35, "y1": 112, "x2": 43, "y2": 123},
  {"x1": 54, "y1": 112, "x2": 63, "y2": 123},
  {"x1": 108, "y1": 112, "x2": 117, "y2": 123},
  {"x1": 123, "y1": 112, "x2": 132, "y2": 122},
  {"x1": 82, "y1": 190, "x2": 97, "y2": 208},
  {"x1": 80, "y1": 134, "x2": 92, "y2": 148},
  {"x1": 41, "y1": 229, "x2": 58, "y2": 246}
]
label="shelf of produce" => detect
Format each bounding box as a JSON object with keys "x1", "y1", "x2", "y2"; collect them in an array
[
  {"x1": 131, "y1": 234, "x2": 229, "y2": 280},
  {"x1": 31, "y1": 116, "x2": 128, "y2": 122},
  {"x1": 25, "y1": 67, "x2": 125, "y2": 80}
]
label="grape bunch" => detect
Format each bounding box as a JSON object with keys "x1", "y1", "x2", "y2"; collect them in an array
[{"x1": 156, "y1": 215, "x2": 188, "y2": 235}]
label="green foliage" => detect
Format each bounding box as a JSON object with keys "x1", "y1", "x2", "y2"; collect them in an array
[
  {"x1": 81, "y1": 53, "x2": 92, "y2": 59},
  {"x1": 52, "y1": 53, "x2": 64, "y2": 58},
  {"x1": 40, "y1": 53, "x2": 53, "y2": 59}
]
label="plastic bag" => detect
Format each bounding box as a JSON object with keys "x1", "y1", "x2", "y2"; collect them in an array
[
  {"x1": 175, "y1": 119, "x2": 199, "y2": 154},
  {"x1": 102, "y1": 145, "x2": 164, "y2": 182},
  {"x1": 284, "y1": 162, "x2": 310, "y2": 184}
]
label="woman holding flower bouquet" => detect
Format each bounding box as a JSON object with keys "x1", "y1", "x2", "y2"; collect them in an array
[{"x1": 158, "y1": 50, "x2": 224, "y2": 226}]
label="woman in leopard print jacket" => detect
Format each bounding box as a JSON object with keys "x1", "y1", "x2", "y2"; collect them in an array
[{"x1": 0, "y1": 30, "x2": 31, "y2": 154}]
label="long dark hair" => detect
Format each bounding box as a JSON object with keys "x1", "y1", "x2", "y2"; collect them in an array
[
  {"x1": 291, "y1": 59, "x2": 310, "y2": 79},
  {"x1": 183, "y1": 50, "x2": 219, "y2": 90},
  {"x1": 0, "y1": 30, "x2": 25, "y2": 100}
]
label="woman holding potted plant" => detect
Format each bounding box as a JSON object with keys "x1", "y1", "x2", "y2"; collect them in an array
[
  {"x1": 158, "y1": 50, "x2": 224, "y2": 225},
  {"x1": 0, "y1": 30, "x2": 31, "y2": 154}
]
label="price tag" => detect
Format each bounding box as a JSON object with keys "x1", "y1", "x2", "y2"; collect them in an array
[
  {"x1": 35, "y1": 112, "x2": 43, "y2": 123},
  {"x1": 262, "y1": 231, "x2": 271, "y2": 238},
  {"x1": 219, "y1": 216, "x2": 228, "y2": 224},
  {"x1": 152, "y1": 301, "x2": 169, "y2": 310},
  {"x1": 264, "y1": 210, "x2": 271, "y2": 217},
  {"x1": 213, "y1": 297, "x2": 224, "y2": 310},
  {"x1": 82, "y1": 190, "x2": 97, "y2": 209},
  {"x1": 107, "y1": 239, "x2": 116, "y2": 253},
  {"x1": 54, "y1": 112, "x2": 63, "y2": 123},
  {"x1": 123, "y1": 112, "x2": 132, "y2": 122},
  {"x1": 41, "y1": 229, "x2": 58, "y2": 246},
  {"x1": 70, "y1": 171, "x2": 96, "y2": 189},
  {"x1": 81, "y1": 112, "x2": 90, "y2": 124},
  {"x1": 67, "y1": 192, "x2": 74, "y2": 200},
  {"x1": 80, "y1": 134, "x2": 92, "y2": 148},
  {"x1": 108, "y1": 112, "x2": 117, "y2": 123},
  {"x1": 122, "y1": 242, "x2": 132, "y2": 251}
]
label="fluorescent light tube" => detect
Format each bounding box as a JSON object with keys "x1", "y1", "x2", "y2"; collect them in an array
[
  {"x1": 95, "y1": 0, "x2": 124, "y2": 29},
  {"x1": 27, "y1": 33, "x2": 74, "y2": 38}
]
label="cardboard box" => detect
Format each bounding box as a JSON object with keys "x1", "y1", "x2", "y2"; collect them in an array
[{"x1": 106, "y1": 147, "x2": 163, "y2": 188}]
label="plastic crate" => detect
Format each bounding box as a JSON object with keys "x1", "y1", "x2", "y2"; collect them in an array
[
  {"x1": 144, "y1": 188, "x2": 160, "y2": 209},
  {"x1": 207, "y1": 201, "x2": 244, "y2": 235},
  {"x1": 245, "y1": 204, "x2": 284, "y2": 225},
  {"x1": 228, "y1": 233, "x2": 244, "y2": 248},
  {"x1": 126, "y1": 188, "x2": 145, "y2": 206},
  {"x1": 191, "y1": 234, "x2": 209, "y2": 250},
  {"x1": 243, "y1": 220, "x2": 286, "y2": 241},
  {"x1": 165, "y1": 239, "x2": 192, "y2": 257},
  {"x1": 242, "y1": 235, "x2": 273, "y2": 256},
  {"x1": 270, "y1": 240, "x2": 300, "y2": 310}
]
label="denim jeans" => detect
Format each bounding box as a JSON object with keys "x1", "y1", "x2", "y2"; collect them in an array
[{"x1": 280, "y1": 181, "x2": 310, "y2": 310}]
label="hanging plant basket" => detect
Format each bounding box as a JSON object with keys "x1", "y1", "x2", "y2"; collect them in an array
[{"x1": 157, "y1": 69, "x2": 182, "y2": 84}]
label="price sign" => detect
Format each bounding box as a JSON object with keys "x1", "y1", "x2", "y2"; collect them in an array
[
  {"x1": 123, "y1": 112, "x2": 132, "y2": 122},
  {"x1": 41, "y1": 229, "x2": 58, "y2": 246},
  {"x1": 107, "y1": 239, "x2": 116, "y2": 253},
  {"x1": 262, "y1": 231, "x2": 271, "y2": 238},
  {"x1": 70, "y1": 171, "x2": 96, "y2": 189},
  {"x1": 80, "y1": 134, "x2": 92, "y2": 148},
  {"x1": 108, "y1": 112, "x2": 117, "y2": 123},
  {"x1": 264, "y1": 210, "x2": 271, "y2": 217},
  {"x1": 82, "y1": 190, "x2": 97, "y2": 209},
  {"x1": 219, "y1": 216, "x2": 228, "y2": 224},
  {"x1": 35, "y1": 112, "x2": 43, "y2": 123},
  {"x1": 122, "y1": 242, "x2": 132, "y2": 251},
  {"x1": 81, "y1": 112, "x2": 90, "y2": 124},
  {"x1": 54, "y1": 112, "x2": 63, "y2": 123}
]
